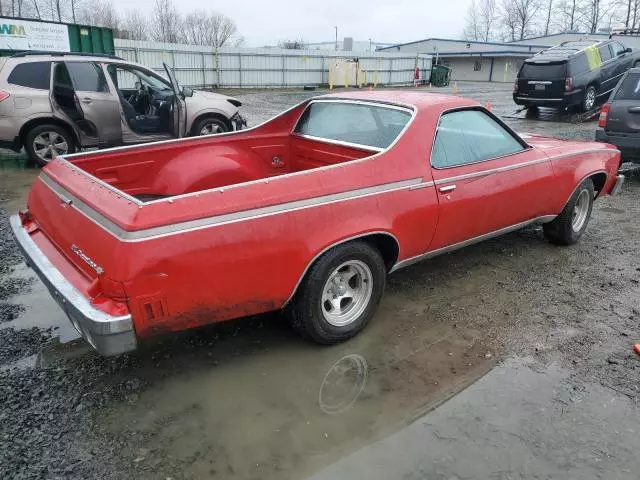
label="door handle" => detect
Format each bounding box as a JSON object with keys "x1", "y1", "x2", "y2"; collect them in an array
[
  {"x1": 80, "y1": 97, "x2": 93, "y2": 104},
  {"x1": 438, "y1": 185, "x2": 456, "y2": 193},
  {"x1": 628, "y1": 106, "x2": 640, "y2": 113}
]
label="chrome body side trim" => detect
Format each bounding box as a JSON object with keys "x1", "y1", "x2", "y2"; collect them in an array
[
  {"x1": 9, "y1": 215, "x2": 137, "y2": 356},
  {"x1": 40, "y1": 173, "x2": 423, "y2": 242},
  {"x1": 389, "y1": 215, "x2": 557, "y2": 273},
  {"x1": 283, "y1": 231, "x2": 401, "y2": 306},
  {"x1": 433, "y1": 157, "x2": 548, "y2": 183},
  {"x1": 291, "y1": 133, "x2": 383, "y2": 153}
]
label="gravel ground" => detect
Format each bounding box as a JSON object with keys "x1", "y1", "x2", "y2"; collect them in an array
[{"x1": 1, "y1": 82, "x2": 640, "y2": 479}]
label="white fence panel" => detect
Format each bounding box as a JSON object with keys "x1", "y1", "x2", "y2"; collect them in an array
[{"x1": 114, "y1": 39, "x2": 432, "y2": 88}]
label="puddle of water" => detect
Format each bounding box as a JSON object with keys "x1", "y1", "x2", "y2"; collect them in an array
[
  {"x1": 2, "y1": 263, "x2": 80, "y2": 342},
  {"x1": 313, "y1": 357, "x2": 640, "y2": 479},
  {"x1": 96, "y1": 291, "x2": 497, "y2": 479}
]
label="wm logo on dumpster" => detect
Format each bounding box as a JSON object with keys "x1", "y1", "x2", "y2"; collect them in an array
[{"x1": 0, "y1": 24, "x2": 26, "y2": 36}]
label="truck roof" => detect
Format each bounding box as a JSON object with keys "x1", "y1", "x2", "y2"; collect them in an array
[
  {"x1": 529, "y1": 39, "x2": 605, "y2": 62},
  {"x1": 319, "y1": 90, "x2": 478, "y2": 111}
]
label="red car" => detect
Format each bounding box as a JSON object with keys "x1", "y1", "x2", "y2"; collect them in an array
[{"x1": 10, "y1": 91, "x2": 624, "y2": 355}]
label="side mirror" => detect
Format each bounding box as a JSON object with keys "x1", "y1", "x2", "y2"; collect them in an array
[
  {"x1": 182, "y1": 87, "x2": 194, "y2": 97},
  {"x1": 625, "y1": 47, "x2": 633, "y2": 53}
]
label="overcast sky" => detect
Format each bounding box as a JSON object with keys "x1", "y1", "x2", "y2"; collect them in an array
[{"x1": 111, "y1": 0, "x2": 470, "y2": 47}]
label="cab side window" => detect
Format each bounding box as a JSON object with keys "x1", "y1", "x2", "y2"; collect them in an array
[
  {"x1": 610, "y1": 42, "x2": 626, "y2": 57},
  {"x1": 599, "y1": 45, "x2": 612, "y2": 62},
  {"x1": 431, "y1": 109, "x2": 525, "y2": 168}
]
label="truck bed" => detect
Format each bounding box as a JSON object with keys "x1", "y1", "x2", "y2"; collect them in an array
[{"x1": 67, "y1": 132, "x2": 375, "y2": 202}]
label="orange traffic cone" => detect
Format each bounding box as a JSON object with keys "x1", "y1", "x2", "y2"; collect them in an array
[
  {"x1": 634, "y1": 344, "x2": 640, "y2": 356},
  {"x1": 485, "y1": 101, "x2": 492, "y2": 111}
]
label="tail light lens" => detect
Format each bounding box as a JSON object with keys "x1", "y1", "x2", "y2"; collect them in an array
[
  {"x1": 565, "y1": 77, "x2": 573, "y2": 92},
  {"x1": 598, "y1": 103, "x2": 611, "y2": 128},
  {"x1": 513, "y1": 80, "x2": 518, "y2": 93},
  {"x1": 0, "y1": 91, "x2": 10, "y2": 102}
]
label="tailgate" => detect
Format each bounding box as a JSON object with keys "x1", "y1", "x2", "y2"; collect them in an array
[
  {"x1": 517, "y1": 61, "x2": 567, "y2": 99},
  {"x1": 23, "y1": 159, "x2": 138, "y2": 286}
]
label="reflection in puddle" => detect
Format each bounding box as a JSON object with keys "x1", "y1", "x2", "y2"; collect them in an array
[
  {"x1": 95, "y1": 288, "x2": 498, "y2": 479},
  {"x1": 319, "y1": 354, "x2": 369, "y2": 415}
]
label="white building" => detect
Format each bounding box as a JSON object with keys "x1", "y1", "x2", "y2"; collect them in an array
[{"x1": 378, "y1": 32, "x2": 640, "y2": 83}]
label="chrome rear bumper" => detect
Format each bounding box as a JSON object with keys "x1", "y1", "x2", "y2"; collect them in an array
[
  {"x1": 611, "y1": 174, "x2": 625, "y2": 196},
  {"x1": 9, "y1": 215, "x2": 137, "y2": 356}
]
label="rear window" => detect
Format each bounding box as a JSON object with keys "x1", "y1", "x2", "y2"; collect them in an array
[
  {"x1": 614, "y1": 73, "x2": 640, "y2": 100},
  {"x1": 8, "y1": 62, "x2": 51, "y2": 90},
  {"x1": 520, "y1": 62, "x2": 567, "y2": 79},
  {"x1": 294, "y1": 102, "x2": 412, "y2": 149}
]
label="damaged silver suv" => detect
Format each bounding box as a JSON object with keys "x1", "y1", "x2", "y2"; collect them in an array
[{"x1": 0, "y1": 52, "x2": 246, "y2": 166}]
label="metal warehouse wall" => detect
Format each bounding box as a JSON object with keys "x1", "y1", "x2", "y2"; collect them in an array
[{"x1": 114, "y1": 39, "x2": 432, "y2": 88}]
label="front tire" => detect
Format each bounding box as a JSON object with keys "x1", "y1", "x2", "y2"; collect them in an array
[
  {"x1": 192, "y1": 116, "x2": 229, "y2": 136},
  {"x1": 582, "y1": 85, "x2": 597, "y2": 112},
  {"x1": 544, "y1": 178, "x2": 594, "y2": 245},
  {"x1": 287, "y1": 241, "x2": 386, "y2": 344},
  {"x1": 24, "y1": 124, "x2": 75, "y2": 167}
]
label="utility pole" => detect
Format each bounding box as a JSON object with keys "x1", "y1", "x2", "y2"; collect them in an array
[
  {"x1": 369, "y1": 38, "x2": 372, "y2": 51},
  {"x1": 334, "y1": 26, "x2": 338, "y2": 51}
]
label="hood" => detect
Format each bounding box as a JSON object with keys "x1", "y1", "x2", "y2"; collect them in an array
[{"x1": 192, "y1": 90, "x2": 242, "y2": 106}]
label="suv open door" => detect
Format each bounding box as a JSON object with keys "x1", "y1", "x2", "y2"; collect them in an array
[
  {"x1": 163, "y1": 62, "x2": 187, "y2": 138},
  {"x1": 51, "y1": 61, "x2": 122, "y2": 148}
]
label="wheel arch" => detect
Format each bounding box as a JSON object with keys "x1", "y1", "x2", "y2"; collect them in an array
[
  {"x1": 190, "y1": 111, "x2": 232, "y2": 135},
  {"x1": 283, "y1": 231, "x2": 400, "y2": 306},
  {"x1": 560, "y1": 169, "x2": 607, "y2": 212},
  {"x1": 19, "y1": 117, "x2": 79, "y2": 149}
]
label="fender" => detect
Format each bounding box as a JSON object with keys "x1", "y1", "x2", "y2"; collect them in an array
[{"x1": 282, "y1": 230, "x2": 400, "y2": 306}]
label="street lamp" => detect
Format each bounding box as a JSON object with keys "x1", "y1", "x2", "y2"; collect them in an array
[{"x1": 334, "y1": 26, "x2": 338, "y2": 51}]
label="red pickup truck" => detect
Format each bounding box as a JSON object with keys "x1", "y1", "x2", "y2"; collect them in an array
[{"x1": 10, "y1": 91, "x2": 623, "y2": 355}]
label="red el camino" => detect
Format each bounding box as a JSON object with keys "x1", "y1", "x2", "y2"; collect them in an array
[{"x1": 10, "y1": 91, "x2": 624, "y2": 355}]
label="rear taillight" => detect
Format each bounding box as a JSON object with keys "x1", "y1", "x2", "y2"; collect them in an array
[
  {"x1": 598, "y1": 103, "x2": 611, "y2": 128},
  {"x1": 565, "y1": 77, "x2": 573, "y2": 92},
  {"x1": 513, "y1": 80, "x2": 518, "y2": 93},
  {"x1": 0, "y1": 91, "x2": 10, "y2": 102}
]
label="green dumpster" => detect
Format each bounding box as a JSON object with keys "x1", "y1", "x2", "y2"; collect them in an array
[{"x1": 430, "y1": 65, "x2": 451, "y2": 87}]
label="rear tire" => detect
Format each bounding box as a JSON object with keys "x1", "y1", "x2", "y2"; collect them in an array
[
  {"x1": 286, "y1": 241, "x2": 386, "y2": 344},
  {"x1": 24, "y1": 124, "x2": 75, "y2": 167},
  {"x1": 543, "y1": 178, "x2": 594, "y2": 245},
  {"x1": 582, "y1": 85, "x2": 597, "y2": 112}
]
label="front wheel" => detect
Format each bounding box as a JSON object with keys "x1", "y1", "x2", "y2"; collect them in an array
[
  {"x1": 286, "y1": 241, "x2": 386, "y2": 344},
  {"x1": 192, "y1": 116, "x2": 229, "y2": 136},
  {"x1": 543, "y1": 178, "x2": 594, "y2": 245}
]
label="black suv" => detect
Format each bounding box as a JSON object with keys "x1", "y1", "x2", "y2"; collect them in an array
[{"x1": 513, "y1": 40, "x2": 640, "y2": 111}]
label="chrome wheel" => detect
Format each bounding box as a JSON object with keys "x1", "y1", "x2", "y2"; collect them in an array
[
  {"x1": 33, "y1": 131, "x2": 68, "y2": 162},
  {"x1": 321, "y1": 260, "x2": 373, "y2": 327},
  {"x1": 584, "y1": 88, "x2": 596, "y2": 110},
  {"x1": 199, "y1": 122, "x2": 222, "y2": 135},
  {"x1": 572, "y1": 189, "x2": 590, "y2": 232}
]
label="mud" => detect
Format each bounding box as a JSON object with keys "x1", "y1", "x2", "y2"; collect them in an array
[{"x1": 1, "y1": 82, "x2": 640, "y2": 479}]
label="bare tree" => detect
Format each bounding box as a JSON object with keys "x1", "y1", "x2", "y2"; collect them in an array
[
  {"x1": 479, "y1": 0, "x2": 498, "y2": 40},
  {"x1": 542, "y1": 0, "x2": 554, "y2": 34},
  {"x1": 152, "y1": 0, "x2": 182, "y2": 43},
  {"x1": 501, "y1": 0, "x2": 541, "y2": 40},
  {"x1": 181, "y1": 10, "x2": 238, "y2": 47},
  {"x1": 120, "y1": 9, "x2": 149, "y2": 40},
  {"x1": 277, "y1": 38, "x2": 307, "y2": 49},
  {"x1": 77, "y1": 1, "x2": 119, "y2": 28},
  {"x1": 464, "y1": 0, "x2": 482, "y2": 40}
]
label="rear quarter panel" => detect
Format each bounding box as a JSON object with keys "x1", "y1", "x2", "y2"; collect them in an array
[{"x1": 544, "y1": 142, "x2": 620, "y2": 210}]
